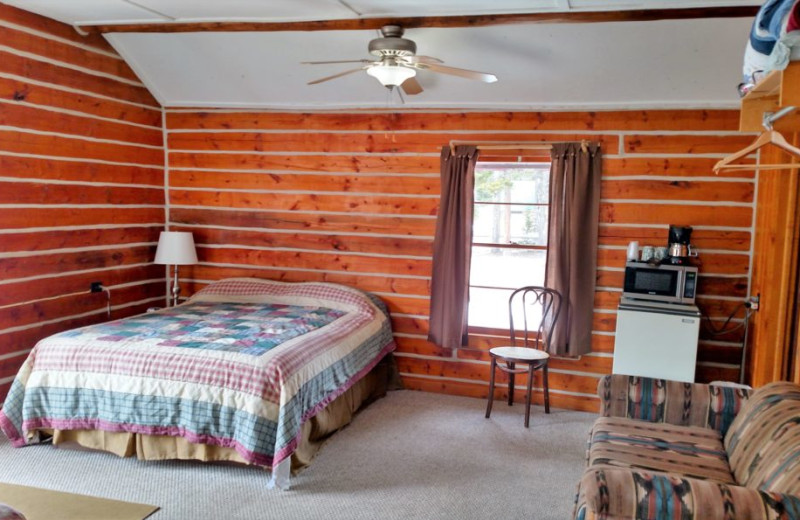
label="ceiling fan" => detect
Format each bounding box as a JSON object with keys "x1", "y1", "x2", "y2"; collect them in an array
[{"x1": 303, "y1": 25, "x2": 498, "y2": 96}]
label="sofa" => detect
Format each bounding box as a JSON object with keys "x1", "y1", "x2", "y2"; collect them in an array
[{"x1": 573, "y1": 374, "x2": 800, "y2": 520}]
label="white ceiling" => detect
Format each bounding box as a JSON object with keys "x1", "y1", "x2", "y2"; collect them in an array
[{"x1": 4, "y1": 0, "x2": 762, "y2": 110}]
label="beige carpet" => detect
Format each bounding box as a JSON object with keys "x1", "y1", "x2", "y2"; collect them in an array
[
  {"x1": 0, "y1": 483, "x2": 158, "y2": 520},
  {"x1": 0, "y1": 390, "x2": 595, "y2": 519}
]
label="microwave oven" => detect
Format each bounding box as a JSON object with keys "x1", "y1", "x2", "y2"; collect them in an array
[{"x1": 622, "y1": 261, "x2": 698, "y2": 305}]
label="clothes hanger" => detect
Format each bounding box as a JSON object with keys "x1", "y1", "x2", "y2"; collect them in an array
[
  {"x1": 714, "y1": 107, "x2": 800, "y2": 173},
  {"x1": 714, "y1": 130, "x2": 800, "y2": 172}
]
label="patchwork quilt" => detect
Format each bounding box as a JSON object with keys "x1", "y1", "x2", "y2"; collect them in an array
[{"x1": 0, "y1": 278, "x2": 395, "y2": 479}]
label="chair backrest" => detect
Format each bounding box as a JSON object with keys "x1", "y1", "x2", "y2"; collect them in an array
[{"x1": 508, "y1": 286, "x2": 562, "y2": 351}]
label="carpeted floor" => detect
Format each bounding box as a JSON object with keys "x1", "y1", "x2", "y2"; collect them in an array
[{"x1": 0, "y1": 390, "x2": 595, "y2": 520}]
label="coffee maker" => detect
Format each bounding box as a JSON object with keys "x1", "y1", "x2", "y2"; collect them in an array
[{"x1": 667, "y1": 225, "x2": 693, "y2": 265}]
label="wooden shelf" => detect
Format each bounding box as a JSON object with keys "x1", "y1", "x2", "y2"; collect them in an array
[{"x1": 740, "y1": 61, "x2": 800, "y2": 132}]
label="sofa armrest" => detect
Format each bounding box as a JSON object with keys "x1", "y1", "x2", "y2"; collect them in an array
[
  {"x1": 597, "y1": 374, "x2": 750, "y2": 435},
  {"x1": 574, "y1": 468, "x2": 800, "y2": 520}
]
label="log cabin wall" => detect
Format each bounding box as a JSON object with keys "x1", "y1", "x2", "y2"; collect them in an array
[
  {"x1": 166, "y1": 108, "x2": 754, "y2": 412},
  {"x1": 0, "y1": 5, "x2": 166, "y2": 401}
]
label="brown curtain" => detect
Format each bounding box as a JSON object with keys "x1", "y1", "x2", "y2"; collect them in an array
[
  {"x1": 428, "y1": 145, "x2": 479, "y2": 348},
  {"x1": 545, "y1": 142, "x2": 602, "y2": 356}
]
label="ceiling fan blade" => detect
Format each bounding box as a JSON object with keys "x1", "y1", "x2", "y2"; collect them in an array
[
  {"x1": 307, "y1": 67, "x2": 366, "y2": 85},
  {"x1": 422, "y1": 63, "x2": 498, "y2": 83},
  {"x1": 302, "y1": 59, "x2": 372, "y2": 65},
  {"x1": 400, "y1": 76, "x2": 423, "y2": 95},
  {"x1": 402, "y1": 55, "x2": 444, "y2": 65}
]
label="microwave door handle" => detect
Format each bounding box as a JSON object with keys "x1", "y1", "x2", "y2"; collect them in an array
[{"x1": 677, "y1": 269, "x2": 684, "y2": 299}]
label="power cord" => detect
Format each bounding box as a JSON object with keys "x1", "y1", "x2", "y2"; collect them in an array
[
  {"x1": 700, "y1": 300, "x2": 754, "y2": 385},
  {"x1": 97, "y1": 285, "x2": 111, "y2": 318}
]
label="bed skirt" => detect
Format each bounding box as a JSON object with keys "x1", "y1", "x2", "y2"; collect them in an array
[{"x1": 42, "y1": 355, "x2": 391, "y2": 475}]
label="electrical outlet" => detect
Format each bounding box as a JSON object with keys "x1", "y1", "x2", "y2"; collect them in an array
[{"x1": 90, "y1": 281, "x2": 104, "y2": 293}]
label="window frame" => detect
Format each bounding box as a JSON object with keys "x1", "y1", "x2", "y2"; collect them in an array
[{"x1": 467, "y1": 160, "x2": 552, "y2": 335}]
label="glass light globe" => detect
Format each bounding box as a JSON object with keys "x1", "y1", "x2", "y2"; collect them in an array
[{"x1": 366, "y1": 64, "x2": 416, "y2": 87}]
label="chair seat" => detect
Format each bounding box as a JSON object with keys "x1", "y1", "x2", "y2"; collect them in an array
[{"x1": 490, "y1": 346, "x2": 550, "y2": 362}]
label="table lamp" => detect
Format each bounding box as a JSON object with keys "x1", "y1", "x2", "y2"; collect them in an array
[{"x1": 154, "y1": 231, "x2": 198, "y2": 307}]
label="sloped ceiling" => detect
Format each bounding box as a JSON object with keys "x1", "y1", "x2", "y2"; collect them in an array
[{"x1": 3, "y1": 0, "x2": 761, "y2": 109}]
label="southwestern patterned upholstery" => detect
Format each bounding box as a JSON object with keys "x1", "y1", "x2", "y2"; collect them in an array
[{"x1": 573, "y1": 375, "x2": 800, "y2": 520}]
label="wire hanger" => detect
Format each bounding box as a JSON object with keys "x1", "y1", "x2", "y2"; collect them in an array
[{"x1": 713, "y1": 107, "x2": 800, "y2": 172}]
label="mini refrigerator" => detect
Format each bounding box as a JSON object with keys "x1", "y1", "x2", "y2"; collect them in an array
[{"x1": 612, "y1": 297, "x2": 701, "y2": 382}]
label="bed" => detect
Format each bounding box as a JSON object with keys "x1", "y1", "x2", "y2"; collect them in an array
[{"x1": 0, "y1": 278, "x2": 396, "y2": 489}]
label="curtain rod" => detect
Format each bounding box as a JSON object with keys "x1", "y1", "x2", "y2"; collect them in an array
[{"x1": 448, "y1": 139, "x2": 589, "y2": 154}]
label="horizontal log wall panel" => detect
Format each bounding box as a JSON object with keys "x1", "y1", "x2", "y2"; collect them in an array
[
  {"x1": 624, "y1": 134, "x2": 756, "y2": 154},
  {"x1": 170, "y1": 208, "x2": 435, "y2": 236},
  {"x1": 698, "y1": 343, "x2": 744, "y2": 365},
  {"x1": 179, "y1": 226, "x2": 433, "y2": 257},
  {"x1": 0, "y1": 181, "x2": 164, "y2": 205},
  {"x1": 603, "y1": 158, "x2": 754, "y2": 178},
  {"x1": 170, "y1": 189, "x2": 437, "y2": 216},
  {"x1": 599, "y1": 226, "x2": 751, "y2": 251},
  {"x1": 600, "y1": 202, "x2": 752, "y2": 227},
  {"x1": 597, "y1": 248, "x2": 749, "y2": 275},
  {"x1": 169, "y1": 152, "x2": 439, "y2": 174},
  {"x1": 0, "y1": 226, "x2": 161, "y2": 253},
  {"x1": 601, "y1": 179, "x2": 753, "y2": 203},
  {"x1": 0, "y1": 5, "x2": 165, "y2": 403},
  {"x1": 0, "y1": 101, "x2": 163, "y2": 146},
  {"x1": 166, "y1": 110, "x2": 739, "y2": 132},
  {"x1": 2, "y1": 281, "x2": 164, "y2": 330},
  {"x1": 0, "y1": 77, "x2": 162, "y2": 128},
  {"x1": 170, "y1": 170, "x2": 439, "y2": 196},
  {"x1": 1, "y1": 264, "x2": 165, "y2": 306},
  {"x1": 0, "y1": 245, "x2": 157, "y2": 281},
  {"x1": 392, "y1": 316, "x2": 431, "y2": 335},
  {"x1": 0, "y1": 207, "x2": 163, "y2": 228},
  {"x1": 165, "y1": 107, "x2": 753, "y2": 415},
  {"x1": 696, "y1": 366, "x2": 740, "y2": 384},
  {"x1": 0, "y1": 155, "x2": 163, "y2": 186},
  {"x1": 0, "y1": 50, "x2": 157, "y2": 108},
  {"x1": 168, "y1": 131, "x2": 619, "y2": 154},
  {"x1": 183, "y1": 265, "x2": 430, "y2": 296},
  {"x1": 394, "y1": 337, "x2": 453, "y2": 358},
  {"x1": 197, "y1": 247, "x2": 431, "y2": 277},
  {"x1": 0, "y1": 131, "x2": 163, "y2": 166},
  {"x1": 0, "y1": 4, "x2": 114, "y2": 54},
  {"x1": 0, "y1": 25, "x2": 139, "y2": 83}
]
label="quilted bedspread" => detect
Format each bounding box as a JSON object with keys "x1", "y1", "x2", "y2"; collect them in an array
[{"x1": 0, "y1": 278, "x2": 395, "y2": 483}]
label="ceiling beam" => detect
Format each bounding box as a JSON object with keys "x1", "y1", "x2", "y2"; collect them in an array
[{"x1": 80, "y1": 6, "x2": 760, "y2": 34}]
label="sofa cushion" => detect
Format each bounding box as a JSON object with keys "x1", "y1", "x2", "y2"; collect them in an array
[
  {"x1": 598, "y1": 376, "x2": 750, "y2": 436},
  {"x1": 575, "y1": 467, "x2": 800, "y2": 520},
  {"x1": 588, "y1": 416, "x2": 735, "y2": 484},
  {"x1": 724, "y1": 381, "x2": 800, "y2": 494}
]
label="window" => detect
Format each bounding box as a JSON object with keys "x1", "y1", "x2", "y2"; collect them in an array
[{"x1": 468, "y1": 162, "x2": 550, "y2": 331}]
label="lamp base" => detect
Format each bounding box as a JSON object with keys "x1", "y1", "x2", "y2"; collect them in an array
[{"x1": 170, "y1": 264, "x2": 181, "y2": 307}]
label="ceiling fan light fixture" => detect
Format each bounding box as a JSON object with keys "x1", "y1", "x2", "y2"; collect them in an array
[{"x1": 366, "y1": 64, "x2": 416, "y2": 87}]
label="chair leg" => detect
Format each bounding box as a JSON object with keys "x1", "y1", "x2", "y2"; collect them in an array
[
  {"x1": 485, "y1": 357, "x2": 496, "y2": 419},
  {"x1": 524, "y1": 363, "x2": 534, "y2": 428},
  {"x1": 507, "y1": 361, "x2": 515, "y2": 406},
  {"x1": 543, "y1": 363, "x2": 550, "y2": 414}
]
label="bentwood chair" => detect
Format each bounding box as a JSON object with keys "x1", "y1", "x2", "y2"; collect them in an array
[{"x1": 485, "y1": 286, "x2": 562, "y2": 428}]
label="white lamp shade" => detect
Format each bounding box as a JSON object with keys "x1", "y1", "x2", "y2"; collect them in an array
[
  {"x1": 366, "y1": 64, "x2": 416, "y2": 87},
  {"x1": 154, "y1": 231, "x2": 198, "y2": 265}
]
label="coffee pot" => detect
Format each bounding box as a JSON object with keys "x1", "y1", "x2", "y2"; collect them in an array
[{"x1": 667, "y1": 225, "x2": 694, "y2": 265}]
